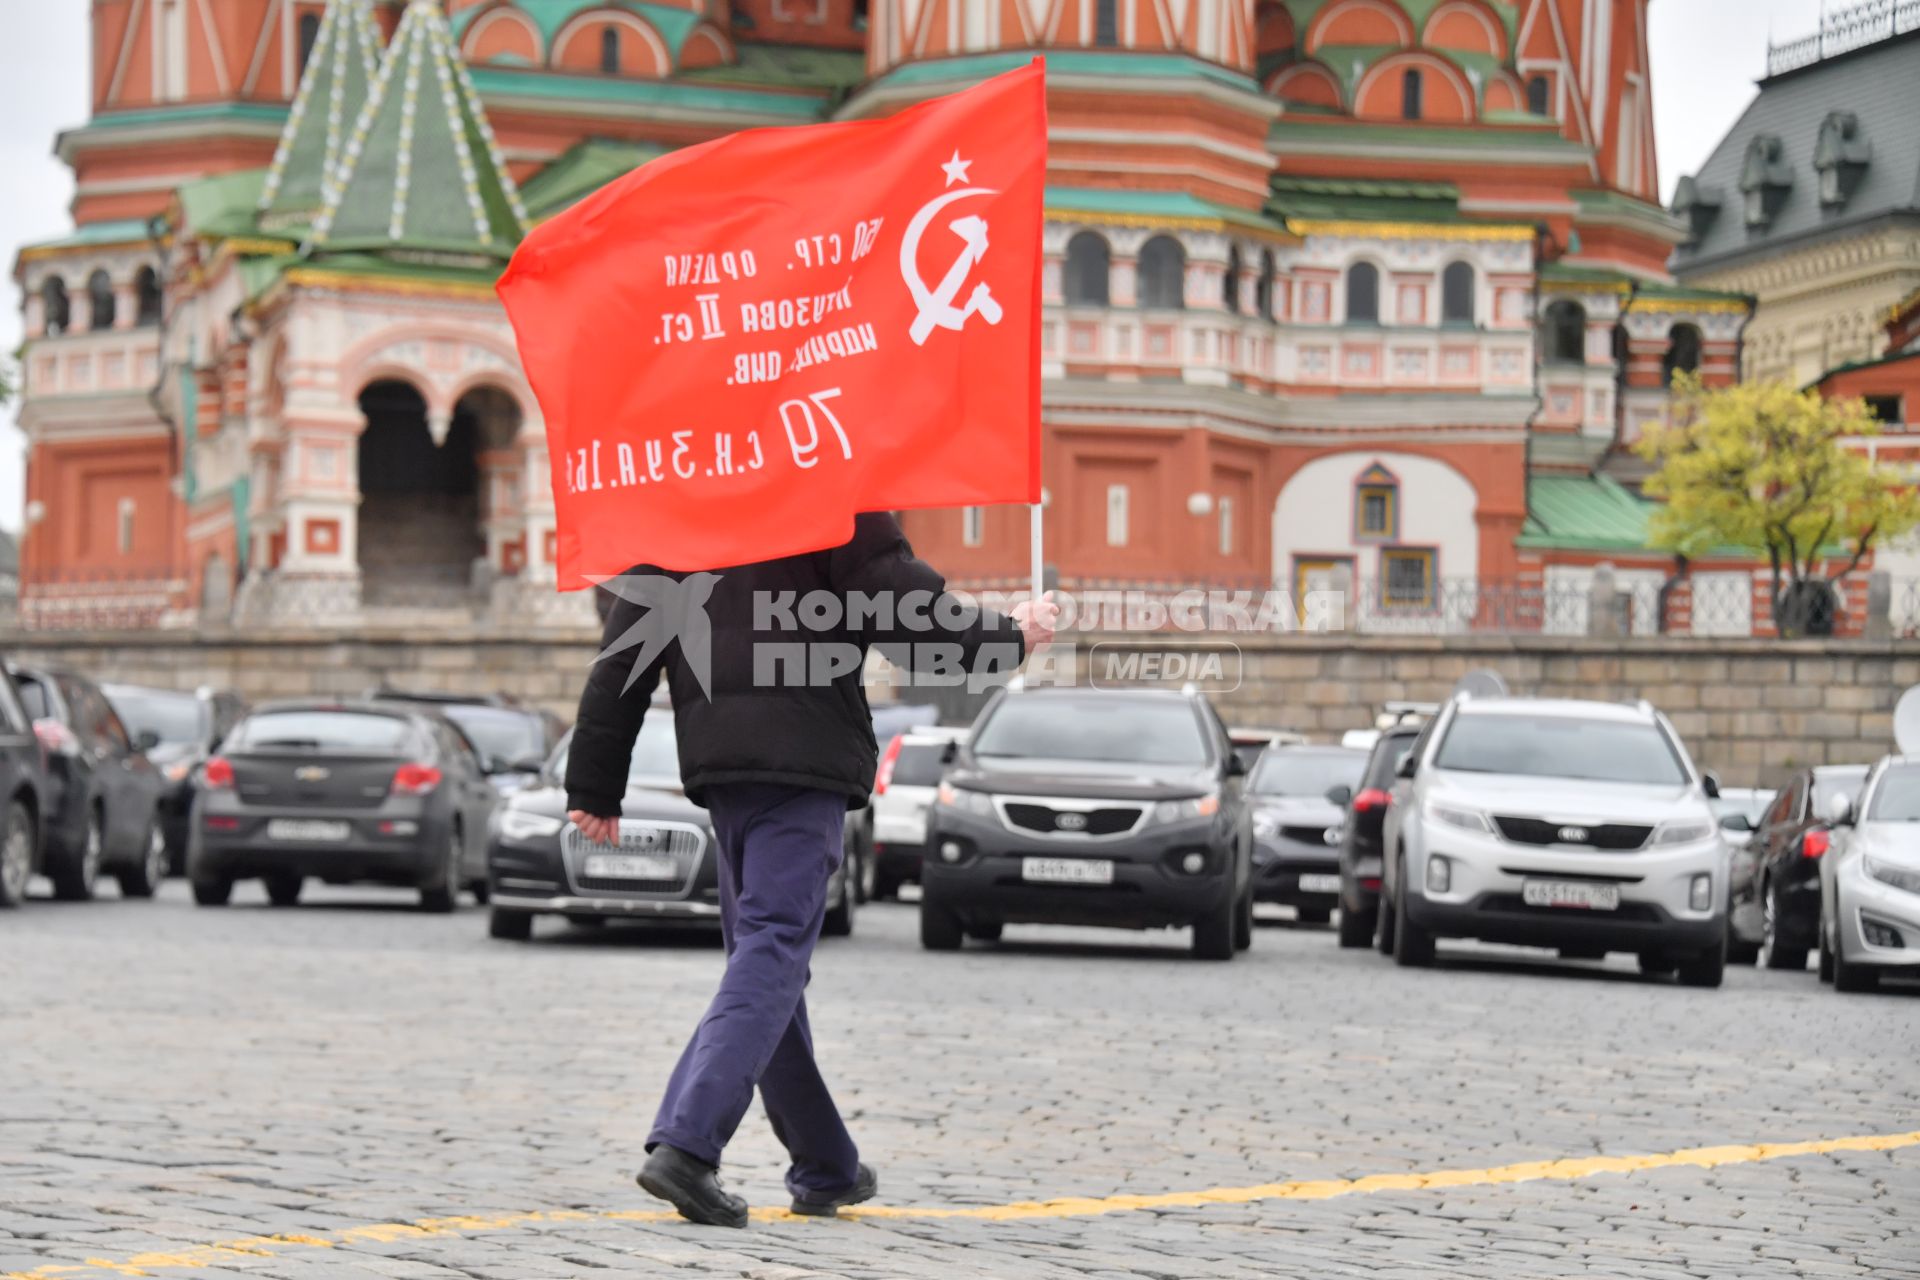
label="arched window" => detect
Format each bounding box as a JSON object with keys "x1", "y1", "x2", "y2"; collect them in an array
[
  {"x1": 297, "y1": 12, "x2": 321, "y2": 73},
  {"x1": 1353, "y1": 462, "x2": 1399, "y2": 541},
  {"x1": 1401, "y1": 68, "x2": 1423, "y2": 120},
  {"x1": 1063, "y1": 231, "x2": 1111, "y2": 306},
  {"x1": 87, "y1": 269, "x2": 116, "y2": 331},
  {"x1": 1094, "y1": 0, "x2": 1119, "y2": 46},
  {"x1": 1663, "y1": 323, "x2": 1702, "y2": 386},
  {"x1": 1440, "y1": 262, "x2": 1475, "y2": 326},
  {"x1": 600, "y1": 25, "x2": 621, "y2": 73},
  {"x1": 1346, "y1": 262, "x2": 1379, "y2": 324},
  {"x1": 1138, "y1": 236, "x2": 1186, "y2": 309},
  {"x1": 41, "y1": 276, "x2": 70, "y2": 336},
  {"x1": 1256, "y1": 249, "x2": 1275, "y2": 320},
  {"x1": 1223, "y1": 245, "x2": 1242, "y2": 313},
  {"x1": 1526, "y1": 74, "x2": 1551, "y2": 116},
  {"x1": 1542, "y1": 299, "x2": 1587, "y2": 364},
  {"x1": 134, "y1": 265, "x2": 163, "y2": 326}
]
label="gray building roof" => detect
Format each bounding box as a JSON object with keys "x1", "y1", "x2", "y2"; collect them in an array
[{"x1": 1669, "y1": 29, "x2": 1920, "y2": 276}]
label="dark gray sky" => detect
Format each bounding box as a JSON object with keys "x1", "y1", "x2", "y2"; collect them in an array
[{"x1": 0, "y1": 0, "x2": 1832, "y2": 531}]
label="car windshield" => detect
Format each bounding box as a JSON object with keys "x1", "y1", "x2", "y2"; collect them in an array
[
  {"x1": 1867, "y1": 764, "x2": 1920, "y2": 822},
  {"x1": 442, "y1": 706, "x2": 545, "y2": 766},
  {"x1": 1434, "y1": 713, "x2": 1689, "y2": 786},
  {"x1": 104, "y1": 687, "x2": 206, "y2": 747},
  {"x1": 229, "y1": 710, "x2": 417, "y2": 754},
  {"x1": 892, "y1": 741, "x2": 950, "y2": 787},
  {"x1": 554, "y1": 715, "x2": 680, "y2": 784},
  {"x1": 972, "y1": 697, "x2": 1210, "y2": 766},
  {"x1": 1251, "y1": 750, "x2": 1365, "y2": 798}
]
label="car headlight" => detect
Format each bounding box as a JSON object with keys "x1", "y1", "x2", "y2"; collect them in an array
[
  {"x1": 1427, "y1": 802, "x2": 1492, "y2": 834},
  {"x1": 1652, "y1": 819, "x2": 1715, "y2": 846},
  {"x1": 935, "y1": 782, "x2": 995, "y2": 818},
  {"x1": 498, "y1": 809, "x2": 566, "y2": 842},
  {"x1": 1865, "y1": 857, "x2": 1920, "y2": 896},
  {"x1": 1252, "y1": 813, "x2": 1279, "y2": 839},
  {"x1": 1152, "y1": 793, "x2": 1220, "y2": 825}
]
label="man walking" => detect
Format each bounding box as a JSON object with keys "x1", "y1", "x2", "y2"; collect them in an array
[{"x1": 565, "y1": 513, "x2": 1054, "y2": 1226}]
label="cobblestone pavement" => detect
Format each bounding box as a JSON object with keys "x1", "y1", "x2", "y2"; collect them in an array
[{"x1": 2, "y1": 881, "x2": 1916, "y2": 1279}]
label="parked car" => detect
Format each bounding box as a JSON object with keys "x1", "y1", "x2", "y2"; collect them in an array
[
  {"x1": 486, "y1": 717, "x2": 854, "y2": 939},
  {"x1": 0, "y1": 663, "x2": 48, "y2": 908},
  {"x1": 1335, "y1": 722, "x2": 1423, "y2": 948},
  {"x1": 11, "y1": 664, "x2": 167, "y2": 900},
  {"x1": 1245, "y1": 743, "x2": 1367, "y2": 922},
  {"x1": 188, "y1": 701, "x2": 499, "y2": 910},
  {"x1": 102, "y1": 683, "x2": 246, "y2": 874},
  {"x1": 370, "y1": 689, "x2": 564, "y2": 796},
  {"x1": 919, "y1": 687, "x2": 1253, "y2": 959},
  {"x1": 1378, "y1": 695, "x2": 1729, "y2": 986},
  {"x1": 1734, "y1": 764, "x2": 1869, "y2": 970},
  {"x1": 1227, "y1": 728, "x2": 1308, "y2": 775},
  {"x1": 870, "y1": 727, "x2": 969, "y2": 899},
  {"x1": 1819, "y1": 755, "x2": 1920, "y2": 992}
]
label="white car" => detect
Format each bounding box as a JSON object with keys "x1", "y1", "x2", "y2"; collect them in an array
[
  {"x1": 1378, "y1": 695, "x2": 1728, "y2": 986},
  {"x1": 870, "y1": 727, "x2": 968, "y2": 898},
  {"x1": 1819, "y1": 755, "x2": 1920, "y2": 993}
]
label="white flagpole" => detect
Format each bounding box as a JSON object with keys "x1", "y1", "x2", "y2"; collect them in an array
[{"x1": 1030, "y1": 501, "x2": 1044, "y2": 603}]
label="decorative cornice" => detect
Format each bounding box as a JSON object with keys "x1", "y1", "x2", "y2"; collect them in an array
[
  {"x1": 1626, "y1": 296, "x2": 1750, "y2": 315},
  {"x1": 1049, "y1": 208, "x2": 1300, "y2": 246},
  {"x1": 275, "y1": 266, "x2": 501, "y2": 301},
  {"x1": 1285, "y1": 219, "x2": 1535, "y2": 243}
]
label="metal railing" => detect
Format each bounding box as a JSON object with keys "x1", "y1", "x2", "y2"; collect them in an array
[{"x1": 1766, "y1": 0, "x2": 1920, "y2": 75}]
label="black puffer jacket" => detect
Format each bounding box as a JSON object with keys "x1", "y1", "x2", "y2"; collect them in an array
[{"x1": 565, "y1": 513, "x2": 1024, "y2": 813}]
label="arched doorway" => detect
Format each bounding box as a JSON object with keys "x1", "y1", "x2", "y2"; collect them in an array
[{"x1": 357, "y1": 379, "x2": 484, "y2": 606}]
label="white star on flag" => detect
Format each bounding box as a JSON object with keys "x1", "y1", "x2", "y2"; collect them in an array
[{"x1": 940, "y1": 149, "x2": 973, "y2": 187}]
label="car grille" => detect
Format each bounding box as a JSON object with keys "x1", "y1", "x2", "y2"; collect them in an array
[
  {"x1": 1280, "y1": 825, "x2": 1339, "y2": 845},
  {"x1": 1493, "y1": 816, "x2": 1652, "y2": 851},
  {"x1": 1001, "y1": 801, "x2": 1145, "y2": 838},
  {"x1": 560, "y1": 823, "x2": 705, "y2": 898}
]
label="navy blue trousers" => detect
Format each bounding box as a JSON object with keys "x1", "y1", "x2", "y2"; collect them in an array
[{"x1": 647, "y1": 782, "x2": 861, "y2": 1199}]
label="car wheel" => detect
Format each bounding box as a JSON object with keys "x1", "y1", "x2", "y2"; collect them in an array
[
  {"x1": 52, "y1": 807, "x2": 105, "y2": 901},
  {"x1": 191, "y1": 875, "x2": 233, "y2": 906},
  {"x1": 823, "y1": 869, "x2": 854, "y2": 937},
  {"x1": 1375, "y1": 882, "x2": 1398, "y2": 956},
  {"x1": 117, "y1": 821, "x2": 168, "y2": 899},
  {"x1": 0, "y1": 801, "x2": 36, "y2": 908},
  {"x1": 470, "y1": 879, "x2": 490, "y2": 905},
  {"x1": 418, "y1": 825, "x2": 462, "y2": 913},
  {"x1": 265, "y1": 873, "x2": 303, "y2": 907},
  {"x1": 919, "y1": 889, "x2": 963, "y2": 951},
  {"x1": 872, "y1": 869, "x2": 899, "y2": 901},
  {"x1": 1391, "y1": 868, "x2": 1434, "y2": 968},
  {"x1": 1830, "y1": 930, "x2": 1880, "y2": 993},
  {"x1": 1675, "y1": 934, "x2": 1726, "y2": 988},
  {"x1": 1758, "y1": 881, "x2": 1808, "y2": 971},
  {"x1": 1296, "y1": 905, "x2": 1332, "y2": 925},
  {"x1": 1233, "y1": 887, "x2": 1253, "y2": 952},
  {"x1": 1337, "y1": 904, "x2": 1376, "y2": 949},
  {"x1": 1191, "y1": 890, "x2": 1235, "y2": 961},
  {"x1": 1817, "y1": 925, "x2": 1835, "y2": 984},
  {"x1": 966, "y1": 921, "x2": 1003, "y2": 942},
  {"x1": 489, "y1": 907, "x2": 534, "y2": 941},
  {"x1": 855, "y1": 840, "x2": 876, "y2": 905}
]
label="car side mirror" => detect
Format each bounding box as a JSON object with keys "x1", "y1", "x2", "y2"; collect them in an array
[
  {"x1": 1224, "y1": 753, "x2": 1248, "y2": 778},
  {"x1": 1825, "y1": 792, "x2": 1854, "y2": 826},
  {"x1": 134, "y1": 729, "x2": 161, "y2": 753},
  {"x1": 1701, "y1": 770, "x2": 1721, "y2": 800},
  {"x1": 1395, "y1": 754, "x2": 1418, "y2": 780},
  {"x1": 940, "y1": 740, "x2": 958, "y2": 765},
  {"x1": 1717, "y1": 813, "x2": 1752, "y2": 833},
  {"x1": 1325, "y1": 784, "x2": 1352, "y2": 807}
]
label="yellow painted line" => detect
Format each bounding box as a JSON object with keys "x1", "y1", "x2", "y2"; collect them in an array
[{"x1": 5, "y1": 1129, "x2": 1916, "y2": 1278}]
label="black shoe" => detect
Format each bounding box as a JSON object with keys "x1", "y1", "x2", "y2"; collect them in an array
[
  {"x1": 791, "y1": 1162, "x2": 877, "y2": 1217},
  {"x1": 637, "y1": 1145, "x2": 749, "y2": 1228}
]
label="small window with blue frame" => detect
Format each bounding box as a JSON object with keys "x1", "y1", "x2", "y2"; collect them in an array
[{"x1": 1353, "y1": 463, "x2": 1399, "y2": 541}]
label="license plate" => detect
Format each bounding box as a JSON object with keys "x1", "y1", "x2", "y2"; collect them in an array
[
  {"x1": 1298, "y1": 873, "x2": 1342, "y2": 894},
  {"x1": 1021, "y1": 857, "x2": 1115, "y2": 886},
  {"x1": 584, "y1": 853, "x2": 678, "y2": 880},
  {"x1": 1522, "y1": 880, "x2": 1620, "y2": 911},
  {"x1": 266, "y1": 819, "x2": 350, "y2": 842}
]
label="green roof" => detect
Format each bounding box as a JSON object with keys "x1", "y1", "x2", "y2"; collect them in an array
[
  {"x1": 309, "y1": 0, "x2": 528, "y2": 260},
  {"x1": 258, "y1": 0, "x2": 382, "y2": 228},
  {"x1": 20, "y1": 218, "x2": 153, "y2": 253},
  {"x1": 470, "y1": 64, "x2": 826, "y2": 118},
  {"x1": 1541, "y1": 262, "x2": 1636, "y2": 286},
  {"x1": 1270, "y1": 115, "x2": 1589, "y2": 157},
  {"x1": 520, "y1": 138, "x2": 671, "y2": 217},
  {"x1": 71, "y1": 102, "x2": 289, "y2": 131},
  {"x1": 1046, "y1": 186, "x2": 1283, "y2": 232},
  {"x1": 683, "y1": 41, "x2": 866, "y2": 91},
  {"x1": 1631, "y1": 280, "x2": 1748, "y2": 304},
  {"x1": 1268, "y1": 175, "x2": 1463, "y2": 222},
  {"x1": 870, "y1": 50, "x2": 1263, "y2": 97},
  {"x1": 1520, "y1": 474, "x2": 1655, "y2": 551},
  {"x1": 178, "y1": 168, "x2": 272, "y2": 239}
]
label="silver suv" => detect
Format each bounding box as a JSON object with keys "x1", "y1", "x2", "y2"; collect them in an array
[{"x1": 1378, "y1": 695, "x2": 1728, "y2": 986}]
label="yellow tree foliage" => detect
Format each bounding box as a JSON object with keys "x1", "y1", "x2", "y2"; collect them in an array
[{"x1": 1637, "y1": 373, "x2": 1920, "y2": 629}]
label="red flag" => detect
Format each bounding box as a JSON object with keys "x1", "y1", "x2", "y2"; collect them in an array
[{"x1": 498, "y1": 64, "x2": 1047, "y2": 590}]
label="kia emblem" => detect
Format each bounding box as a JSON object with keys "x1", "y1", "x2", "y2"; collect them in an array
[
  {"x1": 1323, "y1": 826, "x2": 1343, "y2": 846},
  {"x1": 1558, "y1": 825, "x2": 1590, "y2": 843},
  {"x1": 1055, "y1": 812, "x2": 1089, "y2": 831}
]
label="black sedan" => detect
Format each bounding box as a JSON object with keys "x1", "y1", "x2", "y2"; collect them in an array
[
  {"x1": 12, "y1": 663, "x2": 167, "y2": 900},
  {"x1": 1736, "y1": 763, "x2": 1869, "y2": 969},
  {"x1": 920, "y1": 687, "x2": 1253, "y2": 960},
  {"x1": 1245, "y1": 744, "x2": 1367, "y2": 923},
  {"x1": 102, "y1": 683, "x2": 247, "y2": 874},
  {"x1": 485, "y1": 715, "x2": 854, "y2": 940},
  {"x1": 0, "y1": 660, "x2": 48, "y2": 908},
  {"x1": 371, "y1": 689, "x2": 564, "y2": 796},
  {"x1": 188, "y1": 701, "x2": 499, "y2": 910},
  {"x1": 1336, "y1": 723, "x2": 1422, "y2": 947}
]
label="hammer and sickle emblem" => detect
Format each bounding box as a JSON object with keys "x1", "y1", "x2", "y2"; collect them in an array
[{"x1": 901, "y1": 187, "x2": 1004, "y2": 346}]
